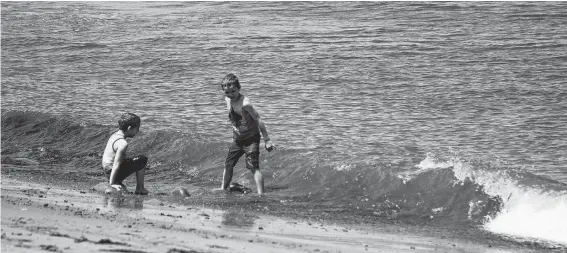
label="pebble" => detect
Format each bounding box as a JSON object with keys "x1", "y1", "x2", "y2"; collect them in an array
[{"x1": 171, "y1": 187, "x2": 191, "y2": 197}]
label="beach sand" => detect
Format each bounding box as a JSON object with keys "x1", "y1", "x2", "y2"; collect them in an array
[{"x1": 0, "y1": 176, "x2": 548, "y2": 253}]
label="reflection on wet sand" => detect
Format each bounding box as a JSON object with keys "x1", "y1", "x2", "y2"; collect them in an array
[{"x1": 221, "y1": 211, "x2": 259, "y2": 229}]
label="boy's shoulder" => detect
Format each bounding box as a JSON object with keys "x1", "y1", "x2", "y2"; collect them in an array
[
  {"x1": 114, "y1": 137, "x2": 128, "y2": 150},
  {"x1": 242, "y1": 96, "x2": 252, "y2": 106},
  {"x1": 108, "y1": 132, "x2": 128, "y2": 145}
]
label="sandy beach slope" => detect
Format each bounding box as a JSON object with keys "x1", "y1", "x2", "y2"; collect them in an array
[{"x1": 0, "y1": 176, "x2": 548, "y2": 253}]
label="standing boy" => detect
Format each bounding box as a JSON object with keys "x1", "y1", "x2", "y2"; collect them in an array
[
  {"x1": 220, "y1": 73, "x2": 275, "y2": 195},
  {"x1": 102, "y1": 112, "x2": 149, "y2": 194}
]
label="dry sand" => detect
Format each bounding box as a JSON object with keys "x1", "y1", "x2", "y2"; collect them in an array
[{"x1": 1, "y1": 176, "x2": 547, "y2": 253}]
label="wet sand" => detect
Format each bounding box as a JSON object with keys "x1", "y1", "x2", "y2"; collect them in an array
[{"x1": 0, "y1": 176, "x2": 548, "y2": 253}]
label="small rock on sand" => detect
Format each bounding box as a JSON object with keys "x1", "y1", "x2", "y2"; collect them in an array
[
  {"x1": 92, "y1": 183, "x2": 112, "y2": 193},
  {"x1": 171, "y1": 187, "x2": 191, "y2": 197}
]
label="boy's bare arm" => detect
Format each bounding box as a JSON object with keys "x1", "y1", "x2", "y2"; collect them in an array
[
  {"x1": 244, "y1": 104, "x2": 275, "y2": 151},
  {"x1": 109, "y1": 140, "x2": 128, "y2": 186},
  {"x1": 244, "y1": 104, "x2": 270, "y2": 140}
]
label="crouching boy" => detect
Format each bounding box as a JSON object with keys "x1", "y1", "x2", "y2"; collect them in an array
[{"x1": 102, "y1": 112, "x2": 149, "y2": 195}]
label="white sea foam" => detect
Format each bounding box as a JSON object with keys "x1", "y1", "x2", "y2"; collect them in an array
[
  {"x1": 483, "y1": 191, "x2": 567, "y2": 245},
  {"x1": 417, "y1": 156, "x2": 567, "y2": 245},
  {"x1": 453, "y1": 162, "x2": 567, "y2": 245}
]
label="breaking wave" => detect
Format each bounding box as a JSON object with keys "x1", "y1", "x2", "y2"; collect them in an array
[{"x1": 2, "y1": 110, "x2": 566, "y2": 245}]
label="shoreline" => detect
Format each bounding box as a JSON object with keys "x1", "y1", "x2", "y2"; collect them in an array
[{"x1": 1, "y1": 175, "x2": 556, "y2": 253}]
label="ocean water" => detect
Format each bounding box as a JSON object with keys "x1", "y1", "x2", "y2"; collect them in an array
[{"x1": 2, "y1": 1, "x2": 567, "y2": 247}]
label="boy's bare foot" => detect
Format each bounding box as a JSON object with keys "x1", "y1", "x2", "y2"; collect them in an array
[{"x1": 134, "y1": 188, "x2": 149, "y2": 195}]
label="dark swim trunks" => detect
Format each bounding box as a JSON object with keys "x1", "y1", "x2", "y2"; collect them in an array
[
  {"x1": 104, "y1": 155, "x2": 148, "y2": 184},
  {"x1": 225, "y1": 134, "x2": 261, "y2": 171}
]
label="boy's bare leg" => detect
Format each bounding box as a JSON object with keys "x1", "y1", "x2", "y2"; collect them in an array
[
  {"x1": 221, "y1": 166, "x2": 234, "y2": 190},
  {"x1": 254, "y1": 170, "x2": 264, "y2": 195},
  {"x1": 135, "y1": 168, "x2": 149, "y2": 195}
]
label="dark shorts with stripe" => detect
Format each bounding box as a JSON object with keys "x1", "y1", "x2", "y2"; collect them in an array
[
  {"x1": 225, "y1": 134, "x2": 260, "y2": 171},
  {"x1": 104, "y1": 155, "x2": 148, "y2": 184}
]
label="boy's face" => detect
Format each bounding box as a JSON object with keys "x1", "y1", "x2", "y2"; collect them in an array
[
  {"x1": 125, "y1": 125, "x2": 140, "y2": 137},
  {"x1": 222, "y1": 84, "x2": 240, "y2": 99}
]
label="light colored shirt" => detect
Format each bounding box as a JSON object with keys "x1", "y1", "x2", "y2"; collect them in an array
[{"x1": 101, "y1": 133, "x2": 125, "y2": 170}]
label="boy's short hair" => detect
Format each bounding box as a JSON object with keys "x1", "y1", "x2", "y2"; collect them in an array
[
  {"x1": 118, "y1": 113, "x2": 141, "y2": 131},
  {"x1": 220, "y1": 73, "x2": 241, "y2": 90}
]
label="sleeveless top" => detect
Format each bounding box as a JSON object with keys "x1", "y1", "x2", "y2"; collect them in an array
[
  {"x1": 101, "y1": 133, "x2": 125, "y2": 170},
  {"x1": 226, "y1": 95, "x2": 260, "y2": 141}
]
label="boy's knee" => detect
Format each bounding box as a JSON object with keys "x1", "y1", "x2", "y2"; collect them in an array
[
  {"x1": 248, "y1": 167, "x2": 260, "y2": 174},
  {"x1": 133, "y1": 155, "x2": 148, "y2": 168},
  {"x1": 245, "y1": 161, "x2": 259, "y2": 172}
]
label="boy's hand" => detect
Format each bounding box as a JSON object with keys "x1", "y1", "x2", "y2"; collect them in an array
[
  {"x1": 265, "y1": 140, "x2": 276, "y2": 152},
  {"x1": 110, "y1": 184, "x2": 124, "y2": 191},
  {"x1": 232, "y1": 126, "x2": 240, "y2": 136}
]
